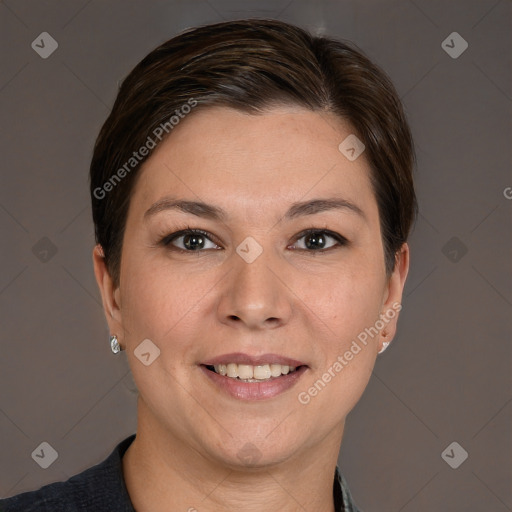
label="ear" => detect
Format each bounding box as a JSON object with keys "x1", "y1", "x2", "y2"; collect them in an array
[
  {"x1": 92, "y1": 244, "x2": 125, "y2": 346},
  {"x1": 378, "y1": 243, "x2": 410, "y2": 352}
]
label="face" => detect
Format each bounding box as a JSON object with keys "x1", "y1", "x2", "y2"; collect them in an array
[{"x1": 94, "y1": 105, "x2": 409, "y2": 469}]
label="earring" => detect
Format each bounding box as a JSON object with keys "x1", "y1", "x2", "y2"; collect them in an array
[
  {"x1": 378, "y1": 341, "x2": 390, "y2": 354},
  {"x1": 378, "y1": 331, "x2": 390, "y2": 354},
  {"x1": 110, "y1": 334, "x2": 122, "y2": 354}
]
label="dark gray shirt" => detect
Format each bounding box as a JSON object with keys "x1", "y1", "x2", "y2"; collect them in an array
[{"x1": 0, "y1": 434, "x2": 361, "y2": 511}]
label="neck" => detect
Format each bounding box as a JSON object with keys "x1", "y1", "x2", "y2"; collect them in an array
[{"x1": 122, "y1": 398, "x2": 343, "y2": 512}]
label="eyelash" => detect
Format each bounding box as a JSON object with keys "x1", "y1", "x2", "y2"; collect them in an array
[{"x1": 158, "y1": 226, "x2": 348, "y2": 254}]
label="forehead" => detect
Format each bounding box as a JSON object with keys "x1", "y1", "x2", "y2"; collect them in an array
[{"x1": 129, "y1": 106, "x2": 379, "y2": 225}]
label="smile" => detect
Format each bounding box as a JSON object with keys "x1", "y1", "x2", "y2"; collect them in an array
[
  {"x1": 208, "y1": 363, "x2": 298, "y2": 382},
  {"x1": 200, "y1": 363, "x2": 308, "y2": 400}
]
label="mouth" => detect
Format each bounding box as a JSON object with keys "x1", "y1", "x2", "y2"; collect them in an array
[
  {"x1": 199, "y1": 356, "x2": 308, "y2": 400},
  {"x1": 203, "y1": 363, "x2": 305, "y2": 382}
]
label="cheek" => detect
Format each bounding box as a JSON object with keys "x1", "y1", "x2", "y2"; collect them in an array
[
  {"x1": 297, "y1": 264, "x2": 383, "y2": 405},
  {"x1": 119, "y1": 254, "x2": 220, "y2": 351},
  {"x1": 304, "y1": 262, "x2": 384, "y2": 337},
  {"x1": 119, "y1": 257, "x2": 176, "y2": 337},
  {"x1": 298, "y1": 281, "x2": 380, "y2": 417},
  {"x1": 118, "y1": 262, "x2": 203, "y2": 406}
]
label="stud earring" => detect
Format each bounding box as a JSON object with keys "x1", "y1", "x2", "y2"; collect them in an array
[
  {"x1": 378, "y1": 341, "x2": 390, "y2": 354},
  {"x1": 110, "y1": 334, "x2": 122, "y2": 354}
]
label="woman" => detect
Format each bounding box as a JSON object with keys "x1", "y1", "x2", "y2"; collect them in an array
[{"x1": 1, "y1": 18, "x2": 416, "y2": 511}]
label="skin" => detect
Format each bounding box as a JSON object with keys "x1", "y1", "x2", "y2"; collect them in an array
[{"x1": 93, "y1": 105, "x2": 409, "y2": 512}]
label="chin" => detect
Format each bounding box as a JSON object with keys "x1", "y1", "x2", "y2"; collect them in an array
[{"x1": 218, "y1": 434, "x2": 302, "y2": 470}]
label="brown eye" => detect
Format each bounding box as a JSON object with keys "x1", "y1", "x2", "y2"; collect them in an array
[
  {"x1": 292, "y1": 229, "x2": 347, "y2": 251},
  {"x1": 161, "y1": 229, "x2": 220, "y2": 252},
  {"x1": 181, "y1": 233, "x2": 206, "y2": 250}
]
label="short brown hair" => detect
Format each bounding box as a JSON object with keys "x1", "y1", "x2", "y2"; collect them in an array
[{"x1": 90, "y1": 18, "x2": 417, "y2": 288}]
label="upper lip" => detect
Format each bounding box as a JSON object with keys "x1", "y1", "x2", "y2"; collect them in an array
[{"x1": 202, "y1": 352, "x2": 307, "y2": 367}]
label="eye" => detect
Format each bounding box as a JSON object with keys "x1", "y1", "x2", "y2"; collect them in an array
[
  {"x1": 290, "y1": 229, "x2": 348, "y2": 252},
  {"x1": 160, "y1": 228, "x2": 220, "y2": 252},
  {"x1": 159, "y1": 227, "x2": 348, "y2": 253}
]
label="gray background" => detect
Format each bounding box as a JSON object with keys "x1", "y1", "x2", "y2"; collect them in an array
[{"x1": 1, "y1": 1, "x2": 511, "y2": 510}]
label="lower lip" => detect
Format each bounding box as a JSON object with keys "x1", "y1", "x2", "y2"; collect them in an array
[{"x1": 200, "y1": 365, "x2": 307, "y2": 401}]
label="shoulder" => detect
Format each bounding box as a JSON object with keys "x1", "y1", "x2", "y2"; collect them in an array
[
  {"x1": 0, "y1": 434, "x2": 136, "y2": 512},
  {"x1": 0, "y1": 479, "x2": 85, "y2": 512}
]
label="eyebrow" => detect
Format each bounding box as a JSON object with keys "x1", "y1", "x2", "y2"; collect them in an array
[{"x1": 143, "y1": 196, "x2": 366, "y2": 223}]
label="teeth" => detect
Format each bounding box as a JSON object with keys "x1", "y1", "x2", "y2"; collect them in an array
[
  {"x1": 226, "y1": 363, "x2": 238, "y2": 378},
  {"x1": 213, "y1": 363, "x2": 299, "y2": 380},
  {"x1": 238, "y1": 364, "x2": 253, "y2": 379},
  {"x1": 270, "y1": 364, "x2": 282, "y2": 377},
  {"x1": 254, "y1": 365, "x2": 271, "y2": 379}
]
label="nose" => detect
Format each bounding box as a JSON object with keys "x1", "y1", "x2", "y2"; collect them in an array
[{"x1": 217, "y1": 245, "x2": 293, "y2": 330}]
